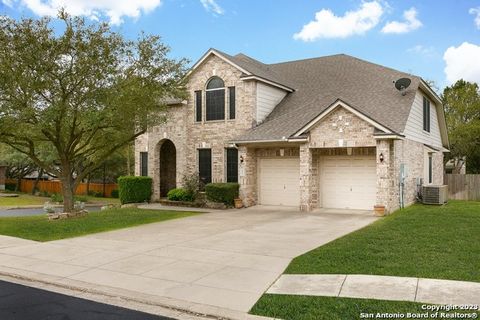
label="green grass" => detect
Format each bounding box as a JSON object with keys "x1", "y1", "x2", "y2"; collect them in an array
[
  {"x1": 0, "y1": 192, "x2": 119, "y2": 207},
  {"x1": 250, "y1": 295, "x2": 480, "y2": 320},
  {"x1": 0, "y1": 208, "x2": 198, "y2": 241},
  {"x1": 0, "y1": 193, "x2": 50, "y2": 207},
  {"x1": 286, "y1": 201, "x2": 480, "y2": 282}
]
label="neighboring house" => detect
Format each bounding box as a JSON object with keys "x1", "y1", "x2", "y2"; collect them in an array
[
  {"x1": 135, "y1": 49, "x2": 449, "y2": 213},
  {"x1": 445, "y1": 158, "x2": 466, "y2": 174}
]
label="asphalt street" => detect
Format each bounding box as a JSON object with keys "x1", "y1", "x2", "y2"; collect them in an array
[{"x1": 0, "y1": 280, "x2": 175, "y2": 320}]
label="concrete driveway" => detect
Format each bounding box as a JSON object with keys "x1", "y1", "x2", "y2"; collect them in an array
[{"x1": 0, "y1": 206, "x2": 376, "y2": 317}]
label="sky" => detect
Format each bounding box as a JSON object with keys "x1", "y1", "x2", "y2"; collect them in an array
[{"x1": 1, "y1": 0, "x2": 480, "y2": 91}]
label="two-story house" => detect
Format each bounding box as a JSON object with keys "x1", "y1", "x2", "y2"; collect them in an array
[{"x1": 135, "y1": 49, "x2": 449, "y2": 213}]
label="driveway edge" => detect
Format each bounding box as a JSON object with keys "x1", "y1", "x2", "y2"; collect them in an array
[{"x1": 0, "y1": 270, "x2": 273, "y2": 320}]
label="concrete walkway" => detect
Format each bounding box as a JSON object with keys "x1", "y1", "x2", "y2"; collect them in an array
[
  {"x1": 0, "y1": 206, "x2": 376, "y2": 320},
  {"x1": 268, "y1": 274, "x2": 480, "y2": 305}
]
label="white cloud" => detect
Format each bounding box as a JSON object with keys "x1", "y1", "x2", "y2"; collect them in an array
[
  {"x1": 2, "y1": 0, "x2": 14, "y2": 8},
  {"x1": 407, "y1": 45, "x2": 436, "y2": 57},
  {"x1": 381, "y1": 7, "x2": 422, "y2": 34},
  {"x1": 444, "y1": 42, "x2": 480, "y2": 84},
  {"x1": 200, "y1": 0, "x2": 224, "y2": 15},
  {"x1": 469, "y1": 7, "x2": 480, "y2": 29},
  {"x1": 7, "y1": 0, "x2": 162, "y2": 25},
  {"x1": 293, "y1": 1, "x2": 384, "y2": 41}
]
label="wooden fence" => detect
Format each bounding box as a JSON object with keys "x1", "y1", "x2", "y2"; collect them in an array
[
  {"x1": 444, "y1": 174, "x2": 480, "y2": 201},
  {"x1": 5, "y1": 179, "x2": 117, "y2": 197}
]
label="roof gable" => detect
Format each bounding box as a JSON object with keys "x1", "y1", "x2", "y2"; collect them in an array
[
  {"x1": 186, "y1": 49, "x2": 294, "y2": 92},
  {"x1": 294, "y1": 99, "x2": 392, "y2": 137}
]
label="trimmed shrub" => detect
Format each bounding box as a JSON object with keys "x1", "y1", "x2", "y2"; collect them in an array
[
  {"x1": 87, "y1": 190, "x2": 103, "y2": 197},
  {"x1": 50, "y1": 193, "x2": 63, "y2": 203},
  {"x1": 5, "y1": 183, "x2": 16, "y2": 191},
  {"x1": 74, "y1": 195, "x2": 88, "y2": 203},
  {"x1": 167, "y1": 188, "x2": 194, "y2": 202},
  {"x1": 110, "y1": 189, "x2": 119, "y2": 198},
  {"x1": 182, "y1": 173, "x2": 200, "y2": 200},
  {"x1": 118, "y1": 176, "x2": 152, "y2": 204},
  {"x1": 205, "y1": 183, "x2": 239, "y2": 206}
]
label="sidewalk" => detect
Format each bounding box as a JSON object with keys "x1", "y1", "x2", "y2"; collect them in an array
[{"x1": 267, "y1": 274, "x2": 480, "y2": 305}]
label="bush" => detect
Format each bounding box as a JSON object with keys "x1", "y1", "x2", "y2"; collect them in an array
[
  {"x1": 87, "y1": 190, "x2": 103, "y2": 197},
  {"x1": 167, "y1": 188, "x2": 194, "y2": 202},
  {"x1": 182, "y1": 173, "x2": 200, "y2": 200},
  {"x1": 50, "y1": 193, "x2": 63, "y2": 203},
  {"x1": 5, "y1": 183, "x2": 16, "y2": 191},
  {"x1": 74, "y1": 195, "x2": 88, "y2": 202},
  {"x1": 118, "y1": 176, "x2": 152, "y2": 204},
  {"x1": 110, "y1": 189, "x2": 119, "y2": 198},
  {"x1": 205, "y1": 183, "x2": 239, "y2": 206}
]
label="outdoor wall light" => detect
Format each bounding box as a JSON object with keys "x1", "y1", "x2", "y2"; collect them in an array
[
  {"x1": 240, "y1": 155, "x2": 244, "y2": 163},
  {"x1": 379, "y1": 153, "x2": 384, "y2": 162}
]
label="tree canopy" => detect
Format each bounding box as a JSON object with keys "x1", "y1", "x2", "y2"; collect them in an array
[
  {"x1": 0, "y1": 12, "x2": 187, "y2": 211},
  {"x1": 442, "y1": 79, "x2": 480, "y2": 173}
]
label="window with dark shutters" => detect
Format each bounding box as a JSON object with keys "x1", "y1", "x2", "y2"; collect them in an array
[
  {"x1": 228, "y1": 87, "x2": 235, "y2": 120},
  {"x1": 423, "y1": 96, "x2": 430, "y2": 132},
  {"x1": 226, "y1": 148, "x2": 238, "y2": 183},
  {"x1": 198, "y1": 149, "x2": 212, "y2": 188},
  {"x1": 140, "y1": 152, "x2": 148, "y2": 176},
  {"x1": 195, "y1": 90, "x2": 202, "y2": 122}
]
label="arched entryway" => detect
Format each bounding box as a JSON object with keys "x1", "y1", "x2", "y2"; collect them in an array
[{"x1": 159, "y1": 139, "x2": 176, "y2": 197}]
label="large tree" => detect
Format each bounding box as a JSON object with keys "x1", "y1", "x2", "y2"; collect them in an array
[
  {"x1": 442, "y1": 79, "x2": 480, "y2": 173},
  {"x1": 0, "y1": 12, "x2": 187, "y2": 212}
]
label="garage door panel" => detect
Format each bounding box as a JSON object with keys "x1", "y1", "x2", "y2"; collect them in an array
[
  {"x1": 321, "y1": 156, "x2": 376, "y2": 210},
  {"x1": 259, "y1": 158, "x2": 300, "y2": 207}
]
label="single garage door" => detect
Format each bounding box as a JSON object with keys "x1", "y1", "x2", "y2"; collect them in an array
[
  {"x1": 321, "y1": 156, "x2": 376, "y2": 210},
  {"x1": 259, "y1": 158, "x2": 300, "y2": 206}
]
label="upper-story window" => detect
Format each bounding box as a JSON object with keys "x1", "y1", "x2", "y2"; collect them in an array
[
  {"x1": 423, "y1": 96, "x2": 430, "y2": 132},
  {"x1": 206, "y1": 77, "x2": 225, "y2": 121}
]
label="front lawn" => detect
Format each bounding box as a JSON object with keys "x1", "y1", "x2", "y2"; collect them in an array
[
  {"x1": 285, "y1": 201, "x2": 480, "y2": 282},
  {"x1": 0, "y1": 192, "x2": 119, "y2": 207},
  {"x1": 0, "y1": 208, "x2": 198, "y2": 241},
  {"x1": 0, "y1": 193, "x2": 50, "y2": 207},
  {"x1": 251, "y1": 295, "x2": 480, "y2": 320}
]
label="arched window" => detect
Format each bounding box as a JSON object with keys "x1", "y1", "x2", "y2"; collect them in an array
[{"x1": 206, "y1": 77, "x2": 225, "y2": 120}]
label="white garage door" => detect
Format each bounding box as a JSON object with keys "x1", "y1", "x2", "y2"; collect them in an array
[
  {"x1": 259, "y1": 158, "x2": 300, "y2": 206},
  {"x1": 321, "y1": 156, "x2": 376, "y2": 210}
]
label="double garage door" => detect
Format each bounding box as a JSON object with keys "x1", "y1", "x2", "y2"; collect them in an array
[{"x1": 258, "y1": 156, "x2": 376, "y2": 210}]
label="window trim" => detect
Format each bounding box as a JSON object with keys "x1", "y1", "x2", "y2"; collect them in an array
[
  {"x1": 428, "y1": 154, "x2": 433, "y2": 184},
  {"x1": 423, "y1": 96, "x2": 431, "y2": 133},
  {"x1": 205, "y1": 77, "x2": 226, "y2": 121}
]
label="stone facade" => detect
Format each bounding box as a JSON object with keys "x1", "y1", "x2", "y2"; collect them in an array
[
  {"x1": 136, "y1": 54, "x2": 257, "y2": 200},
  {"x1": 375, "y1": 138, "x2": 445, "y2": 213},
  {"x1": 308, "y1": 106, "x2": 376, "y2": 148}
]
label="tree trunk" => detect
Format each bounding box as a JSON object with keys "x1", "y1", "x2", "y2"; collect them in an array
[
  {"x1": 60, "y1": 176, "x2": 75, "y2": 213},
  {"x1": 86, "y1": 174, "x2": 90, "y2": 195},
  {"x1": 16, "y1": 177, "x2": 21, "y2": 192},
  {"x1": 32, "y1": 168, "x2": 44, "y2": 195},
  {"x1": 126, "y1": 144, "x2": 131, "y2": 176}
]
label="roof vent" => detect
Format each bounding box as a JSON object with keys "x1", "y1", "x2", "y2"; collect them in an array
[{"x1": 394, "y1": 78, "x2": 411, "y2": 96}]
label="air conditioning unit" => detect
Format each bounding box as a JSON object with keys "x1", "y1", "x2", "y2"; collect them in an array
[{"x1": 422, "y1": 185, "x2": 448, "y2": 205}]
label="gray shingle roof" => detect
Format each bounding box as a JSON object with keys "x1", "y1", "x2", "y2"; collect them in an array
[{"x1": 222, "y1": 52, "x2": 421, "y2": 142}]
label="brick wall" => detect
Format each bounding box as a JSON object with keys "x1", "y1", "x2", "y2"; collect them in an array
[{"x1": 308, "y1": 107, "x2": 376, "y2": 148}]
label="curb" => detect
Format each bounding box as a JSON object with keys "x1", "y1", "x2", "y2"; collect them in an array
[{"x1": 0, "y1": 270, "x2": 276, "y2": 320}]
